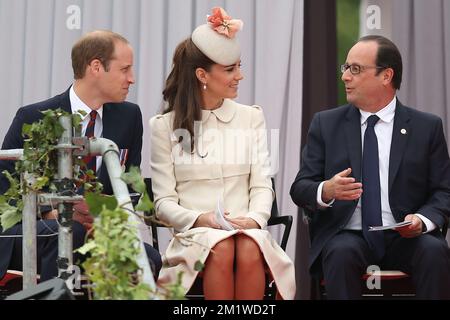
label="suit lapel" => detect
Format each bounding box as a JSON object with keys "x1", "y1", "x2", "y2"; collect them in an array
[
  {"x1": 98, "y1": 104, "x2": 116, "y2": 184},
  {"x1": 344, "y1": 105, "x2": 362, "y2": 182},
  {"x1": 101, "y1": 103, "x2": 115, "y2": 141},
  {"x1": 389, "y1": 101, "x2": 410, "y2": 192}
]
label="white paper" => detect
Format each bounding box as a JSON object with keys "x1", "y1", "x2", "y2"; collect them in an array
[
  {"x1": 368, "y1": 221, "x2": 412, "y2": 232},
  {"x1": 215, "y1": 198, "x2": 234, "y2": 231}
]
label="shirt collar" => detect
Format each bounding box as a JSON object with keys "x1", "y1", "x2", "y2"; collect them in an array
[
  {"x1": 69, "y1": 85, "x2": 103, "y2": 120},
  {"x1": 201, "y1": 98, "x2": 236, "y2": 123},
  {"x1": 360, "y1": 96, "x2": 396, "y2": 126}
]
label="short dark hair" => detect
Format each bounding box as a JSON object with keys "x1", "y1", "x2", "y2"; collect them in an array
[
  {"x1": 358, "y1": 35, "x2": 403, "y2": 90},
  {"x1": 71, "y1": 30, "x2": 129, "y2": 79}
]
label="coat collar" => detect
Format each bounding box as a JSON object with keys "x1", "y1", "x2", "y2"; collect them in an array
[
  {"x1": 69, "y1": 85, "x2": 104, "y2": 119},
  {"x1": 201, "y1": 98, "x2": 236, "y2": 123},
  {"x1": 58, "y1": 87, "x2": 73, "y2": 113}
]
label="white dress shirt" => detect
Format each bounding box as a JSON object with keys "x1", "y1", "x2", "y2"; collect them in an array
[
  {"x1": 317, "y1": 97, "x2": 436, "y2": 232},
  {"x1": 69, "y1": 85, "x2": 103, "y2": 172}
]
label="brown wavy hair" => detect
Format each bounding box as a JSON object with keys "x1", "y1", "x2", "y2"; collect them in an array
[{"x1": 162, "y1": 38, "x2": 215, "y2": 151}]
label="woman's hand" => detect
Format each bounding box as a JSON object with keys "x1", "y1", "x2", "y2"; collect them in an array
[
  {"x1": 193, "y1": 211, "x2": 222, "y2": 229},
  {"x1": 225, "y1": 216, "x2": 260, "y2": 230}
]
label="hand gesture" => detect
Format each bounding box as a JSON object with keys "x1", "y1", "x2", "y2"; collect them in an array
[{"x1": 322, "y1": 168, "x2": 363, "y2": 202}]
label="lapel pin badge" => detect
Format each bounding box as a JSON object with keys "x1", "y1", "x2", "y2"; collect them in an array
[{"x1": 400, "y1": 128, "x2": 407, "y2": 135}]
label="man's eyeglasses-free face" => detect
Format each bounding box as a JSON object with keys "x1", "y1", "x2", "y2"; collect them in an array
[{"x1": 340, "y1": 63, "x2": 386, "y2": 75}]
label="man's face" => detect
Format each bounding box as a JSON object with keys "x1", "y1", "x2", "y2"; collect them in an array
[
  {"x1": 98, "y1": 41, "x2": 135, "y2": 103},
  {"x1": 341, "y1": 41, "x2": 386, "y2": 111}
]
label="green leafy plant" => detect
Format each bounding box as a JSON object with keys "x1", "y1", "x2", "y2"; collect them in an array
[
  {"x1": 0, "y1": 109, "x2": 194, "y2": 300},
  {"x1": 78, "y1": 167, "x2": 189, "y2": 300},
  {"x1": 76, "y1": 167, "x2": 153, "y2": 299},
  {"x1": 0, "y1": 109, "x2": 85, "y2": 230},
  {"x1": 77, "y1": 206, "x2": 152, "y2": 299}
]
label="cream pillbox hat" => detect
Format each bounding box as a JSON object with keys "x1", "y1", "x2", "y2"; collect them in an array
[{"x1": 191, "y1": 7, "x2": 243, "y2": 66}]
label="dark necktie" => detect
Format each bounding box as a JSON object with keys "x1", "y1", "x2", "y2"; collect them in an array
[
  {"x1": 361, "y1": 115, "x2": 385, "y2": 260},
  {"x1": 83, "y1": 110, "x2": 97, "y2": 173}
]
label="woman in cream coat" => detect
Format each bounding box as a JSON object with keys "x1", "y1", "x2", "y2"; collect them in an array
[{"x1": 150, "y1": 7, "x2": 295, "y2": 300}]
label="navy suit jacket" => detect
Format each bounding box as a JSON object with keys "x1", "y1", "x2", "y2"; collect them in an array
[
  {"x1": 0, "y1": 87, "x2": 143, "y2": 278},
  {"x1": 290, "y1": 101, "x2": 450, "y2": 274}
]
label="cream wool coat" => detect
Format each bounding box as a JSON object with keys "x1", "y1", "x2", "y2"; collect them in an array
[{"x1": 150, "y1": 99, "x2": 296, "y2": 299}]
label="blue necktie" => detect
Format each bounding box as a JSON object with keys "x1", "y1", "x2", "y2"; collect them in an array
[
  {"x1": 83, "y1": 110, "x2": 97, "y2": 173},
  {"x1": 361, "y1": 115, "x2": 385, "y2": 260}
]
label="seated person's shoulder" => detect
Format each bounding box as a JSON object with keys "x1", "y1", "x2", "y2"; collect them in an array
[
  {"x1": 407, "y1": 106, "x2": 442, "y2": 123},
  {"x1": 250, "y1": 105, "x2": 262, "y2": 111},
  {"x1": 233, "y1": 101, "x2": 264, "y2": 116},
  {"x1": 15, "y1": 95, "x2": 63, "y2": 121},
  {"x1": 231, "y1": 103, "x2": 266, "y2": 126},
  {"x1": 249, "y1": 104, "x2": 265, "y2": 119},
  {"x1": 113, "y1": 101, "x2": 141, "y2": 114},
  {"x1": 150, "y1": 113, "x2": 172, "y2": 131}
]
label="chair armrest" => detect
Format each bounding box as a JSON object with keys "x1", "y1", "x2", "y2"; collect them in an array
[{"x1": 267, "y1": 215, "x2": 293, "y2": 251}]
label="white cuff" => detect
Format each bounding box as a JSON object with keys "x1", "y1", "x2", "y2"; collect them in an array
[
  {"x1": 317, "y1": 181, "x2": 335, "y2": 208},
  {"x1": 415, "y1": 213, "x2": 437, "y2": 233}
]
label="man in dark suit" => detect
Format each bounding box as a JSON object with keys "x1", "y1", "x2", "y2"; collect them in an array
[
  {"x1": 0, "y1": 30, "x2": 161, "y2": 283},
  {"x1": 290, "y1": 35, "x2": 450, "y2": 299}
]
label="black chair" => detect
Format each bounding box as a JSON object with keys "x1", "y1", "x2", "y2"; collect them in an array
[
  {"x1": 143, "y1": 177, "x2": 293, "y2": 300},
  {"x1": 304, "y1": 208, "x2": 449, "y2": 300}
]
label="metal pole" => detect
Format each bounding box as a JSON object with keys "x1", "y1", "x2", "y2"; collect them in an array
[
  {"x1": 0, "y1": 149, "x2": 23, "y2": 160},
  {"x1": 89, "y1": 138, "x2": 156, "y2": 293},
  {"x1": 56, "y1": 116, "x2": 74, "y2": 280},
  {"x1": 22, "y1": 173, "x2": 37, "y2": 290},
  {"x1": 0, "y1": 150, "x2": 36, "y2": 290}
]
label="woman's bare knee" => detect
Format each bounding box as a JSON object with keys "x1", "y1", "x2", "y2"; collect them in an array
[
  {"x1": 206, "y1": 237, "x2": 235, "y2": 267},
  {"x1": 235, "y1": 234, "x2": 263, "y2": 267}
]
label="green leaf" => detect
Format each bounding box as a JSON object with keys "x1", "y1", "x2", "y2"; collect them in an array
[
  {"x1": 0, "y1": 203, "x2": 22, "y2": 231},
  {"x1": 71, "y1": 113, "x2": 83, "y2": 134},
  {"x1": 76, "y1": 240, "x2": 97, "y2": 255},
  {"x1": 135, "y1": 194, "x2": 153, "y2": 212},
  {"x1": 85, "y1": 192, "x2": 118, "y2": 216},
  {"x1": 2, "y1": 170, "x2": 18, "y2": 189},
  {"x1": 121, "y1": 166, "x2": 154, "y2": 212},
  {"x1": 121, "y1": 166, "x2": 146, "y2": 194},
  {"x1": 34, "y1": 176, "x2": 49, "y2": 190},
  {"x1": 21, "y1": 123, "x2": 32, "y2": 137},
  {"x1": 76, "y1": 109, "x2": 87, "y2": 117}
]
